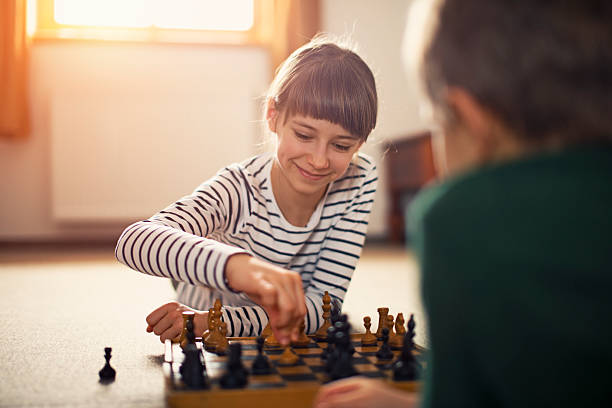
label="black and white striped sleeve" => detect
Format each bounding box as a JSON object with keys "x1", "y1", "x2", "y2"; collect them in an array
[{"x1": 114, "y1": 167, "x2": 249, "y2": 292}]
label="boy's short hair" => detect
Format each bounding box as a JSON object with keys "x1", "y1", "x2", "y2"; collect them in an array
[
  {"x1": 267, "y1": 35, "x2": 378, "y2": 141},
  {"x1": 423, "y1": 0, "x2": 612, "y2": 144}
]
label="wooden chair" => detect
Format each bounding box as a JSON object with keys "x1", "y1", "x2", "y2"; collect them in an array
[{"x1": 384, "y1": 131, "x2": 437, "y2": 243}]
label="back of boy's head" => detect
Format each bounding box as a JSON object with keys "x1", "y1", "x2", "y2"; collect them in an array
[
  {"x1": 267, "y1": 35, "x2": 378, "y2": 141},
  {"x1": 422, "y1": 0, "x2": 612, "y2": 145}
]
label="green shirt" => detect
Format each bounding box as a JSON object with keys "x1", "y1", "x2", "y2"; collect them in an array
[{"x1": 408, "y1": 145, "x2": 612, "y2": 407}]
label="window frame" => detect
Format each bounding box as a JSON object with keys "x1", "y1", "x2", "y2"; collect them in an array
[{"x1": 33, "y1": 0, "x2": 268, "y2": 46}]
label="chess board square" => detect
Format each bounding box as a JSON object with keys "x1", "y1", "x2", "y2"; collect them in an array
[
  {"x1": 294, "y1": 347, "x2": 323, "y2": 355},
  {"x1": 301, "y1": 356, "x2": 323, "y2": 366},
  {"x1": 265, "y1": 347, "x2": 285, "y2": 354},
  {"x1": 351, "y1": 356, "x2": 370, "y2": 365},
  {"x1": 276, "y1": 365, "x2": 312, "y2": 375},
  {"x1": 355, "y1": 346, "x2": 378, "y2": 353},
  {"x1": 282, "y1": 373, "x2": 318, "y2": 382},
  {"x1": 248, "y1": 382, "x2": 287, "y2": 389},
  {"x1": 360, "y1": 371, "x2": 387, "y2": 379},
  {"x1": 354, "y1": 363, "x2": 379, "y2": 373},
  {"x1": 247, "y1": 374, "x2": 283, "y2": 383}
]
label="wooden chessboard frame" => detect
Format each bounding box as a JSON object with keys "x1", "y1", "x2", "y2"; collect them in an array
[{"x1": 164, "y1": 334, "x2": 424, "y2": 408}]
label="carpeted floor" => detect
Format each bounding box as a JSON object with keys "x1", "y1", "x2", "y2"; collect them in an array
[{"x1": 0, "y1": 243, "x2": 425, "y2": 408}]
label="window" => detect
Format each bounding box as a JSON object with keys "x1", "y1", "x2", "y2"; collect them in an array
[{"x1": 33, "y1": 0, "x2": 263, "y2": 44}]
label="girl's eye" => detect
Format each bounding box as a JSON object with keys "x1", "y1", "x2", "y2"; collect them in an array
[
  {"x1": 334, "y1": 144, "x2": 352, "y2": 152},
  {"x1": 295, "y1": 132, "x2": 312, "y2": 140}
]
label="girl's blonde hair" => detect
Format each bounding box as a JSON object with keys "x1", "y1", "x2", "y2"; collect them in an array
[{"x1": 266, "y1": 34, "x2": 378, "y2": 141}]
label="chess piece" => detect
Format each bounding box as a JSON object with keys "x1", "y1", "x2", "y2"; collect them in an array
[
  {"x1": 205, "y1": 307, "x2": 224, "y2": 351},
  {"x1": 393, "y1": 315, "x2": 421, "y2": 381},
  {"x1": 329, "y1": 329, "x2": 357, "y2": 380},
  {"x1": 180, "y1": 311, "x2": 196, "y2": 349},
  {"x1": 264, "y1": 329, "x2": 281, "y2": 348},
  {"x1": 277, "y1": 345, "x2": 299, "y2": 366},
  {"x1": 291, "y1": 320, "x2": 311, "y2": 347},
  {"x1": 321, "y1": 324, "x2": 336, "y2": 361},
  {"x1": 376, "y1": 327, "x2": 394, "y2": 361},
  {"x1": 98, "y1": 347, "x2": 116, "y2": 382},
  {"x1": 215, "y1": 322, "x2": 229, "y2": 355},
  {"x1": 390, "y1": 313, "x2": 406, "y2": 349},
  {"x1": 386, "y1": 314, "x2": 395, "y2": 336},
  {"x1": 261, "y1": 322, "x2": 273, "y2": 339},
  {"x1": 376, "y1": 307, "x2": 389, "y2": 339},
  {"x1": 202, "y1": 307, "x2": 214, "y2": 340},
  {"x1": 314, "y1": 291, "x2": 332, "y2": 340},
  {"x1": 180, "y1": 319, "x2": 209, "y2": 389},
  {"x1": 361, "y1": 316, "x2": 377, "y2": 346},
  {"x1": 204, "y1": 316, "x2": 218, "y2": 351},
  {"x1": 251, "y1": 336, "x2": 273, "y2": 375},
  {"x1": 219, "y1": 343, "x2": 248, "y2": 389}
]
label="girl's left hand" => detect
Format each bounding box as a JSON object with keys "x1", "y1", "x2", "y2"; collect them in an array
[{"x1": 313, "y1": 377, "x2": 421, "y2": 408}]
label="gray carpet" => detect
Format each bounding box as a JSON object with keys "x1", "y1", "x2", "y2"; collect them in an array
[{"x1": 0, "y1": 245, "x2": 425, "y2": 408}]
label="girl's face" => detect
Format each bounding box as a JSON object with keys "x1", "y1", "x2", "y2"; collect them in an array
[{"x1": 268, "y1": 111, "x2": 364, "y2": 200}]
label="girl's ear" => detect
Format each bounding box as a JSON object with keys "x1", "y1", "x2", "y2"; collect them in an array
[{"x1": 266, "y1": 98, "x2": 279, "y2": 133}]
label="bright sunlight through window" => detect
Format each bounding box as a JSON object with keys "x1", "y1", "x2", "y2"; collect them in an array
[{"x1": 54, "y1": 0, "x2": 254, "y2": 31}]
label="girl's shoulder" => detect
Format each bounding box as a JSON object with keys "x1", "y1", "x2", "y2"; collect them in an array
[
  {"x1": 213, "y1": 153, "x2": 273, "y2": 183},
  {"x1": 340, "y1": 152, "x2": 377, "y2": 181},
  {"x1": 327, "y1": 152, "x2": 378, "y2": 197}
]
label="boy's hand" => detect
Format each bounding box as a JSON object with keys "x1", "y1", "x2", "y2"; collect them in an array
[
  {"x1": 225, "y1": 254, "x2": 306, "y2": 345},
  {"x1": 146, "y1": 302, "x2": 208, "y2": 343},
  {"x1": 313, "y1": 377, "x2": 421, "y2": 408}
]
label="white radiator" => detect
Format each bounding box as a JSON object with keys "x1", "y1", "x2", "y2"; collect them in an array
[{"x1": 50, "y1": 90, "x2": 262, "y2": 222}]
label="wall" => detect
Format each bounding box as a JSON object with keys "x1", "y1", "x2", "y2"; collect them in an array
[
  {"x1": 0, "y1": 42, "x2": 270, "y2": 241},
  {"x1": 322, "y1": 0, "x2": 429, "y2": 239},
  {"x1": 0, "y1": 0, "x2": 427, "y2": 242}
]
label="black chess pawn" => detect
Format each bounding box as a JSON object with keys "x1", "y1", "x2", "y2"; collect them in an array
[
  {"x1": 219, "y1": 343, "x2": 248, "y2": 389},
  {"x1": 251, "y1": 336, "x2": 273, "y2": 375},
  {"x1": 376, "y1": 327, "x2": 394, "y2": 361},
  {"x1": 98, "y1": 347, "x2": 116, "y2": 382}
]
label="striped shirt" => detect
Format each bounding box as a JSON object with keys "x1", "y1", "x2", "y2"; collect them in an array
[{"x1": 115, "y1": 152, "x2": 378, "y2": 337}]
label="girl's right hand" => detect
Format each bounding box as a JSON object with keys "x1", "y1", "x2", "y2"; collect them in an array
[
  {"x1": 225, "y1": 253, "x2": 307, "y2": 345},
  {"x1": 145, "y1": 301, "x2": 208, "y2": 343}
]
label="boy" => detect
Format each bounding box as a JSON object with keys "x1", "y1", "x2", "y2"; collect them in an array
[{"x1": 315, "y1": 0, "x2": 612, "y2": 407}]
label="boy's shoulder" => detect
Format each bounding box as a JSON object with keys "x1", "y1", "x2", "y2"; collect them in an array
[{"x1": 409, "y1": 145, "x2": 612, "y2": 230}]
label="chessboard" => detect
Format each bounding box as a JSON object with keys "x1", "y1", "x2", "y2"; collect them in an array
[{"x1": 163, "y1": 334, "x2": 426, "y2": 408}]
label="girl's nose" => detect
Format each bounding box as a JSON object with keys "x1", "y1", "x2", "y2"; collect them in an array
[{"x1": 309, "y1": 144, "x2": 329, "y2": 169}]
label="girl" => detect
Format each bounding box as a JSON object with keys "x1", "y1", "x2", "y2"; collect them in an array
[{"x1": 115, "y1": 35, "x2": 379, "y2": 346}]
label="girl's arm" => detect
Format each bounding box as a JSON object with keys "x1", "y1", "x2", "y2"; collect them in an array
[
  {"x1": 217, "y1": 163, "x2": 378, "y2": 337},
  {"x1": 115, "y1": 165, "x2": 305, "y2": 343}
]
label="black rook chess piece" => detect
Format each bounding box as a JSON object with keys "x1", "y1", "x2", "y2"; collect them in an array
[{"x1": 99, "y1": 347, "x2": 116, "y2": 382}]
